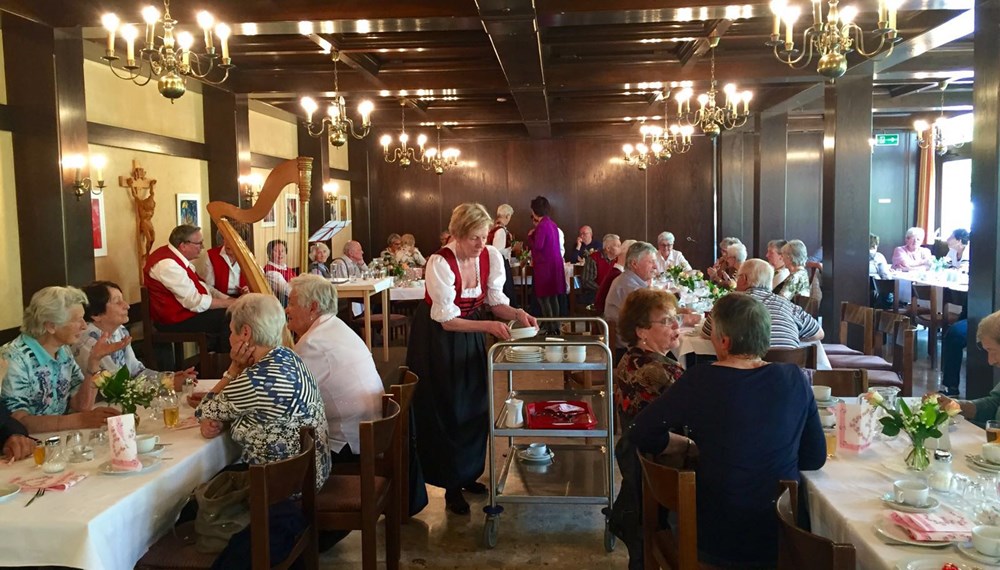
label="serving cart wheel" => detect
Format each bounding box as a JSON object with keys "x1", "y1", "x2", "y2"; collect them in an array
[
  {"x1": 604, "y1": 520, "x2": 617, "y2": 552},
  {"x1": 483, "y1": 514, "x2": 500, "y2": 548}
]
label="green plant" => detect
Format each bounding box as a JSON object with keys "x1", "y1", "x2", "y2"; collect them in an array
[
  {"x1": 94, "y1": 366, "x2": 158, "y2": 415},
  {"x1": 864, "y1": 391, "x2": 960, "y2": 470}
]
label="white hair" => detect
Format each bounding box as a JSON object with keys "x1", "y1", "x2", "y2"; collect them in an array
[
  {"x1": 739, "y1": 259, "x2": 775, "y2": 288},
  {"x1": 727, "y1": 243, "x2": 748, "y2": 263},
  {"x1": 603, "y1": 233, "x2": 621, "y2": 247},
  {"x1": 21, "y1": 286, "x2": 88, "y2": 337},
  {"x1": 979, "y1": 310, "x2": 1000, "y2": 346},
  {"x1": 905, "y1": 226, "x2": 925, "y2": 240},
  {"x1": 657, "y1": 231, "x2": 675, "y2": 245},
  {"x1": 626, "y1": 241, "x2": 657, "y2": 268},
  {"x1": 308, "y1": 242, "x2": 330, "y2": 262},
  {"x1": 289, "y1": 274, "x2": 339, "y2": 315},
  {"x1": 497, "y1": 204, "x2": 514, "y2": 218},
  {"x1": 228, "y1": 293, "x2": 286, "y2": 347},
  {"x1": 782, "y1": 240, "x2": 808, "y2": 267}
]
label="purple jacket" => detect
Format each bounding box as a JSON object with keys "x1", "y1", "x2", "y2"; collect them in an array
[{"x1": 526, "y1": 216, "x2": 567, "y2": 297}]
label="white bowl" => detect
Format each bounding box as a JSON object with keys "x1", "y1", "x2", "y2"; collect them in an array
[
  {"x1": 509, "y1": 326, "x2": 539, "y2": 340},
  {"x1": 973, "y1": 525, "x2": 1000, "y2": 557}
]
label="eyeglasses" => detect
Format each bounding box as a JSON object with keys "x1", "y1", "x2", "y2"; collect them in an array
[
  {"x1": 185, "y1": 240, "x2": 204, "y2": 246},
  {"x1": 650, "y1": 315, "x2": 683, "y2": 328}
]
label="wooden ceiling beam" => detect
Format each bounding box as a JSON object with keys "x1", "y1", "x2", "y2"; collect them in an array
[{"x1": 679, "y1": 19, "x2": 732, "y2": 69}]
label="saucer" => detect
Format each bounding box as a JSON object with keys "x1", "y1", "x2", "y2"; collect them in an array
[
  {"x1": 896, "y1": 560, "x2": 975, "y2": 570},
  {"x1": 873, "y1": 517, "x2": 952, "y2": 547},
  {"x1": 138, "y1": 444, "x2": 166, "y2": 456},
  {"x1": 98, "y1": 456, "x2": 162, "y2": 475},
  {"x1": 881, "y1": 493, "x2": 940, "y2": 513},
  {"x1": 957, "y1": 542, "x2": 1000, "y2": 565},
  {"x1": 0, "y1": 484, "x2": 21, "y2": 504},
  {"x1": 516, "y1": 449, "x2": 555, "y2": 463},
  {"x1": 966, "y1": 455, "x2": 1000, "y2": 472},
  {"x1": 816, "y1": 397, "x2": 843, "y2": 408}
]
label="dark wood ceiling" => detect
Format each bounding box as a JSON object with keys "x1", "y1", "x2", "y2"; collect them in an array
[{"x1": 8, "y1": 0, "x2": 976, "y2": 140}]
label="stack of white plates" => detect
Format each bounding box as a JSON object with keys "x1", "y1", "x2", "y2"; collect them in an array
[{"x1": 505, "y1": 346, "x2": 544, "y2": 363}]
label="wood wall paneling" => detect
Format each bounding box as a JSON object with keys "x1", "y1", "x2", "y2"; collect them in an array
[
  {"x1": 349, "y1": 140, "x2": 372, "y2": 254},
  {"x1": 756, "y1": 113, "x2": 789, "y2": 257},
  {"x1": 869, "y1": 131, "x2": 917, "y2": 261},
  {"x1": 297, "y1": 132, "x2": 329, "y2": 238},
  {"x1": 719, "y1": 130, "x2": 754, "y2": 252},
  {"x1": 784, "y1": 132, "x2": 824, "y2": 254},
  {"x1": 87, "y1": 122, "x2": 208, "y2": 160},
  {"x1": 202, "y1": 87, "x2": 250, "y2": 246}
]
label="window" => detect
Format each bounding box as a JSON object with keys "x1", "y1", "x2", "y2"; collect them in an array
[{"x1": 939, "y1": 158, "x2": 972, "y2": 235}]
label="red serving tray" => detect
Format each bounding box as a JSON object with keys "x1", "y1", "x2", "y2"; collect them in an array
[{"x1": 524, "y1": 400, "x2": 597, "y2": 430}]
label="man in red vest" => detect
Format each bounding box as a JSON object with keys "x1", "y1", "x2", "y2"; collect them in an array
[
  {"x1": 144, "y1": 225, "x2": 236, "y2": 352},
  {"x1": 197, "y1": 229, "x2": 249, "y2": 297}
]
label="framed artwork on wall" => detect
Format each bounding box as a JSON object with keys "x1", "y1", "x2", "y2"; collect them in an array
[
  {"x1": 92, "y1": 193, "x2": 107, "y2": 257},
  {"x1": 286, "y1": 194, "x2": 299, "y2": 232},
  {"x1": 176, "y1": 194, "x2": 201, "y2": 227},
  {"x1": 336, "y1": 196, "x2": 350, "y2": 222},
  {"x1": 262, "y1": 205, "x2": 277, "y2": 228}
]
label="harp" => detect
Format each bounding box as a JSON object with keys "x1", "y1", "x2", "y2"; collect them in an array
[{"x1": 206, "y1": 157, "x2": 314, "y2": 295}]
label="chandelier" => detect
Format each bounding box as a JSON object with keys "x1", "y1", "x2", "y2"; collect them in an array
[
  {"x1": 674, "y1": 42, "x2": 752, "y2": 139},
  {"x1": 380, "y1": 101, "x2": 429, "y2": 169},
  {"x1": 300, "y1": 52, "x2": 374, "y2": 147},
  {"x1": 915, "y1": 82, "x2": 964, "y2": 156},
  {"x1": 765, "y1": 0, "x2": 900, "y2": 79},
  {"x1": 100, "y1": 0, "x2": 233, "y2": 101},
  {"x1": 621, "y1": 112, "x2": 694, "y2": 171},
  {"x1": 420, "y1": 126, "x2": 461, "y2": 175}
]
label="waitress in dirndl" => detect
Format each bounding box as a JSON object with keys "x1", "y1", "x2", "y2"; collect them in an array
[{"x1": 407, "y1": 202, "x2": 537, "y2": 514}]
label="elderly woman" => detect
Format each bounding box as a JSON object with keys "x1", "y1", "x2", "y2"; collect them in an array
[
  {"x1": 526, "y1": 196, "x2": 566, "y2": 332},
  {"x1": 196, "y1": 293, "x2": 330, "y2": 489},
  {"x1": 869, "y1": 233, "x2": 892, "y2": 279},
  {"x1": 892, "y1": 226, "x2": 933, "y2": 271},
  {"x1": 710, "y1": 242, "x2": 746, "y2": 289},
  {"x1": 946, "y1": 228, "x2": 970, "y2": 270},
  {"x1": 382, "y1": 233, "x2": 403, "y2": 258},
  {"x1": 0, "y1": 286, "x2": 126, "y2": 433},
  {"x1": 264, "y1": 239, "x2": 298, "y2": 306},
  {"x1": 74, "y1": 281, "x2": 195, "y2": 389},
  {"x1": 938, "y1": 310, "x2": 1000, "y2": 418},
  {"x1": 629, "y1": 293, "x2": 826, "y2": 567},
  {"x1": 654, "y1": 231, "x2": 691, "y2": 273},
  {"x1": 489, "y1": 204, "x2": 517, "y2": 305},
  {"x1": 407, "y1": 203, "x2": 537, "y2": 514},
  {"x1": 774, "y1": 239, "x2": 810, "y2": 300},
  {"x1": 707, "y1": 237, "x2": 741, "y2": 282},
  {"x1": 766, "y1": 239, "x2": 789, "y2": 289},
  {"x1": 397, "y1": 233, "x2": 427, "y2": 266},
  {"x1": 308, "y1": 242, "x2": 332, "y2": 278}
]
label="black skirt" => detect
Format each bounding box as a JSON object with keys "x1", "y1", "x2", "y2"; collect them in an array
[{"x1": 406, "y1": 301, "x2": 489, "y2": 489}]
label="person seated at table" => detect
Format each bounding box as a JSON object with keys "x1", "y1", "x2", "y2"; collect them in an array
[
  {"x1": 869, "y1": 233, "x2": 892, "y2": 279},
  {"x1": 263, "y1": 239, "x2": 299, "y2": 307},
  {"x1": 595, "y1": 239, "x2": 635, "y2": 315},
  {"x1": 382, "y1": 233, "x2": 403, "y2": 259},
  {"x1": 197, "y1": 227, "x2": 250, "y2": 298},
  {"x1": 701, "y1": 259, "x2": 823, "y2": 347},
  {"x1": 706, "y1": 237, "x2": 741, "y2": 283},
  {"x1": 0, "y1": 359, "x2": 33, "y2": 462},
  {"x1": 0, "y1": 286, "x2": 126, "y2": 433},
  {"x1": 332, "y1": 240, "x2": 369, "y2": 280},
  {"x1": 145, "y1": 225, "x2": 236, "y2": 352},
  {"x1": 766, "y1": 239, "x2": 789, "y2": 289},
  {"x1": 489, "y1": 204, "x2": 517, "y2": 306},
  {"x1": 939, "y1": 309, "x2": 1000, "y2": 415},
  {"x1": 285, "y1": 275, "x2": 384, "y2": 465},
  {"x1": 945, "y1": 228, "x2": 970, "y2": 270},
  {"x1": 397, "y1": 233, "x2": 427, "y2": 267},
  {"x1": 74, "y1": 281, "x2": 196, "y2": 390},
  {"x1": 653, "y1": 231, "x2": 692, "y2": 273},
  {"x1": 774, "y1": 239, "x2": 811, "y2": 300},
  {"x1": 892, "y1": 226, "x2": 933, "y2": 271},
  {"x1": 196, "y1": 293, "x2": 331, "y2": 489},
  {"x1": 709, "y1": 242, "x2": 746, "y2": 289},
  {"x1": 439, "y1": 230, "x2": 452, "y2": 247},
  {"x1": 628, "y1": 293, "x2": 826, "y2": 568},
  {"x1": 605, "y1": 242, "x2": 658, "y2": 348},
  {"x1": 568, "y1": 225, "x2": 596, "y2": 264},
  {"x1": 308, "y1": 242, "x2": 332, "y2": 278},
  {"x1": 581, "y1": 234, "x2": 621, "y2": 305}
]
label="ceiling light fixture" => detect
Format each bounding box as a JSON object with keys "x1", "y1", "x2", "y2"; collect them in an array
[
  {"x1": 300, "y1": 51, "x2": 374, "y2": 147},
  {"x1": 420, "y1": 125, "x2": 461, "y2": 175},
  {"x1": 915, "y1": 81, "x2": 964, "y2": 156},
  {"x1": 674, "y1": 39, "x2": 752, "y2": 139},
  {"x1": 380, "y1": 100, "x2": 426, "y2": 169}
]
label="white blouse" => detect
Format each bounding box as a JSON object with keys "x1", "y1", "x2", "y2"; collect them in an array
[{"x1": 425, "y1": 243, "x2": 509, "y2": 323}]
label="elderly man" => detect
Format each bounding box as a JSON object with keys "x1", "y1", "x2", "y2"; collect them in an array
[
  {"x1": 604, "y1": 241, "x2": 659, "y2": 339},
  {"x1": 568, "y1": 225, "x2": 596, "y2": 263},
  {"x1": 580, "y1": 233, "x2": 621, "y2": 304},
  {"x1": 144, "y1": 225, "x2": 234, "y2": 351},
  {"x1": 197, "y1": 228, "x2": 249, "y2": 297},
  {"x1": 654, "y1": 231, "x2": 692, "y2": 273},
  {"x1": 333, "y1": 240, "x2": 370, "y2": 279},
  {"x1": 702, "y1": 259, "x2": 823, "y2": 348}
]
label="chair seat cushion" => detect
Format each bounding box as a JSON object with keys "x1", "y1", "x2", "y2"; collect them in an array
[
  {"x1": 136, "y1": 522, "x2": 217, "y2": 569},
  {"x1": 317, "y1": 475, "x2": 390, "y2": 512},
  {"x1": 826, "y1": 354, "x2": 893, "y2": 371},
  {"x1": 866, "y1": 370, "x2": 903, "y2": 388},
  {"x1": 822, "y1": 343, "x2": 864, "y2": 356},
  {"x1": 352, "y1": 314, "x2": 408, "y2": 325}
]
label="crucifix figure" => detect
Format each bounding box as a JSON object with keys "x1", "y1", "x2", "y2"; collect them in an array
[{"x1": 119, "y1": 160, "x2": 157, "y2": 278}]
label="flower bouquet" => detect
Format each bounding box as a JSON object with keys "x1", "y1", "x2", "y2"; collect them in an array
[
  {"x1": 94, "y1": 366, "x2": 158, "y2": 416},
  {"x1": 379, "y1": 252, "x2": 407, "y2": 279},
  {"x1": 863, "y1": 391, "x2": 961, "y2": 470}
]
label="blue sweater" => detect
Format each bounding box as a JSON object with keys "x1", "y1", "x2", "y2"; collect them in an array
[{"x1": 629, "y1": 362, "x2": 826, "y2": 566}]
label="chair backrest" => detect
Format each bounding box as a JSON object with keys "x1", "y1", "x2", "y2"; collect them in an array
[
  {"x1": 391, "y1": 367, "x2": 418, "y2": 519},
  {"x1": 873, "y1": 311, "x2": 905, "y2": 359},
  {"x1": 910, "y1": 283, "x2": 939, "y2": 319},
  {"x1": 944, "y1": 288, "x2": 968, "y2": 319},
  {"x1": 764, "y1": 345, "x2": 818, "y2": 370},
  {"x1": 812, "y1": 369, "x2": 869, "y2": 398},
  {"x1": 639, "y1": 454, "x2": 698, "y2": 570},
  {"x1": 360, "y1": 398, "x2": 402, "y2": 497},
  {"x1": 140, "y1": 286, "x2": 157, "y2": 368},
  {"x1": 838, "y1": 302, "x2": 874, "y2": 354},
  {"x1": 889, "y1": 321, "x2": 916, "y2": 396},
  {"x1": 806, "y1": 261, "x2": 823, "y2": 284},
  {"x1": 776, "y1": 481, "x2": 855, "y2": 570},
  {"x1": 249, "y1": 427, "x2": 318, "y2": 570},
  {"x1": 392, "y1": 367, "x2": 419, "y2": 415},
  {"x1": 793, "y1": 295, "x2": 820, "y2": 318}
]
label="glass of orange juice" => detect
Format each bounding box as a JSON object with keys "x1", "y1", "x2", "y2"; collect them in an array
[
  {"x1": 161, "y1": 392, "x2": 180, "y2": 428},
  {"x1": 33, "y1": 442, "x2": 46, "y2": 467},
  {"x1": 824, "y1": 428, "x2": 838, "y2": 458}
]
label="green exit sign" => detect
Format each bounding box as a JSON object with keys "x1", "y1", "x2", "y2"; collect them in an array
[{"x1": 875, "y1": 133, "x2": 900, "y2": 146}]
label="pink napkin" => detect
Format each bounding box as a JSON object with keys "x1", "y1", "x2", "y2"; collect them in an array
[
  {"x1": 107, "y1": 414, "x2": 142, "y2": 472},
  {"x1": 10, "y1": 471, "x2": 87, "y2": 491},
  {"x1": 889, "y1": 510, "x2": 974, "y2": 542}
]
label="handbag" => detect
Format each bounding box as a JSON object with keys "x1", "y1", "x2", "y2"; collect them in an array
[{"x1": 193, "y1": 470, "x2": 252, "y2": 554}]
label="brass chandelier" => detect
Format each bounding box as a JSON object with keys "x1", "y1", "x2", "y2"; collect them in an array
[
  {"x1": 674, "y1": 42, "x2": 752, "y2": 139},
  {"x1": 100, "y1": 0, "x2": 233, "y2": 100},
  {"x1": 914, "y1": 82, "x2": 964, "y2": 156},
  {"x1": 300, "y1": 52, "x2": 374, "y2": 147},
  {"x1": 420, "y1": 126, "x2": 461, "y2": 175},
  {"x1": 622, "y1": 110, "x2": 694, "y2": 171},
  {"x1": 765, "y1": 0, "x2": 900, "y2": 79},
  {"x1": 380, "y1": 101, "x2": 427, "y2": 169}
]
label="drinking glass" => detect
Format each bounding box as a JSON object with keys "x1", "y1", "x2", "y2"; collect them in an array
[
  {"x1": 33, "y1": 442, "x2": 46, "y2": 467},
  {"x1": 88, "y1": 429, "x2": 108, "y2": 451},
  {"x1": 824, "y1": 428, "x2": 838, "y2": 458},
  {"x1": 988, "y1": 421, "x2": 1000, "y2": 443},
  {"x1": 161, "y1": 392, "x2": 180, "y2": 428}
]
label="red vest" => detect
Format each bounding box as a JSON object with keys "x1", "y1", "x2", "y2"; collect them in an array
[
  {"x1": 488, "y1": 223, "x2": 512, "y2": 249},
  {"x1": 143, "y1": 245, "x2": 210, "y2": 325},
  {"x1": 207, "y1": 246, "x2": 248, "y2": 296},
  {"x1": 424, "y1": 246, "x2": 490, "y2": 317},
  {"x1": 590, "y1": 250, "x2": 615, "y2": 287},
  {"x1": 263, "y1": 262, "x2": 298, "y2": 283}
]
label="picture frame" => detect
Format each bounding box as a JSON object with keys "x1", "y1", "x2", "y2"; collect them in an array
[
  {"x1": 336, "y1": 195, "x2": 350, "y2": 222},
  {"x1": 285, "y1": 194, "x2": 299, "y2": 232},
  {"x1": 91, "y1": 193, "x2": 107, "y2": 257},
  {"x1": 262, "y1": 205, "x2": 277, "y2": 227},
  {"x1": 176, "y1": 193, "x2": 201, "y2": 227}
]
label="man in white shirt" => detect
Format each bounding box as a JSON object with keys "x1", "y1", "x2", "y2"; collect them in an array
[
  {"x1": 332, "y1": 240, "x2": 370, "y2": 280},
  {"x1": 286, "y1": 275, "x2": 384, "y2": 462},
  {"x1": 197, "y1": 229, "x2": 249, "y2": 297},
  {"x1": 653, "y1": 231, "x2": 692, "y2": 273}
]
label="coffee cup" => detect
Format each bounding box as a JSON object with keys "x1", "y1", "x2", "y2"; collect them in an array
[
  {"x1": 893, "y1": 480, "x2": 929, "y2": 507},
  {"x1": 984, "y1": 443, "x2": 1000, "y2": 464},
  {"x1": 525, "y1": 443, "x2": 548, "y2": 458},
  {"x1": 973, "y1": 525, "x2": 1000, "y2": 557},
  {"x1": 136, "y1": 434, "x2": 159, "y2": 454},
  {"x1": 819, "y1": 410, "x2": 836, "y2": 428},
  {"x1": 544, "y1": 347, "x2": 564, "y2": 363},
  {"x1": 812, "y1": 385, "x2": 832, "y2": 402},
  {"x1": 566, "y1": 346, "x2": 587, "y2": 363}
]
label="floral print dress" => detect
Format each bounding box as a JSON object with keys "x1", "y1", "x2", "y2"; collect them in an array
[
  {"x1": 0, "y1": 334, "x2": 85, "y2": 416},
  {"x1": 613, "y1": 346, "x2": 684, "y2": 428},
  {"x1": 775, "y1": 267, "x2": 810, "y2": 300}
]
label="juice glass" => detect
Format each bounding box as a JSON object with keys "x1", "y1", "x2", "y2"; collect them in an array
[{"x1": 824, "y1": 428, "x2": 838, "y2": 458}]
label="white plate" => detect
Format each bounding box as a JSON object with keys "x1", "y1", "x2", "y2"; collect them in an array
[
  {"x1": 874, "y1": 517, "x2": 953, "y2": 547},
  {"x1": 881, "y1": 494, "x2": 941, "y2": 513},
  {"x1": 0, "y1": 484, "x2": 21, "y2": 503},
  {"x1": 897, "y1": 559, "x2": 976, "y2": 570},
  {"x1": 507, "y1": 346, "x2": 543, "y2": 354},
  {"x1": 138, "y1": 444, "x2": 166, "y2": 457},
  {"x1": 98, "y1": 456, "x2": 162, "y2": 475},
  {"x1": 967, "y1": 455, "x2": 1000, "y2": 472},
  {"x1": 509, "y1": 327, "x2": 539, "y2": 340},
  {"x1": 516, "y1": 449, "x2": 555, "y2": 463},
  {"x1": 816, "y1": 397, "x2": 843, "y2": 408},
  {"x1": 957, "y1": 542, "x2": 1000, "y2": 565}
]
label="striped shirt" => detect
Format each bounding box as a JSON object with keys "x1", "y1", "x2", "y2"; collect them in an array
[{"x1": 701, "y1": 288, "x2": 821, "y2": 349}]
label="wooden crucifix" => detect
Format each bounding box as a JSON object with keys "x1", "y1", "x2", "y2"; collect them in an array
[{"x1": 119, "y1": 160, "x2": 157, "y2": 279}]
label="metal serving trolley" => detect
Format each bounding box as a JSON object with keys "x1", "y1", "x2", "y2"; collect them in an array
[{"x1": 482, "y1": 317, "x2": 616, "y2": 551}]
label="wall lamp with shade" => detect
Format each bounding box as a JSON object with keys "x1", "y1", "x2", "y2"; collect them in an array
[
  {"x1": 323, "y1": 181, "x2": 338, "y2": 207},
  {"x1": 66, "y1": 154, "x2": 107, "y2": 198},
  {"x1": 238, "y1": 173, "x2": 263, "y2": 205}
]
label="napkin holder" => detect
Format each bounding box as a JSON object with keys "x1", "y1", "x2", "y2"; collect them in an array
[
  {"x1": 107, "y1": 414, "x2": 142, "y2": 472},
  {"x1": 835, "y1": 401, "x2": 877, "y2": 453}
]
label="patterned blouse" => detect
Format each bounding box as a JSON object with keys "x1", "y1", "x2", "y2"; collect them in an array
[
  {"x1": 0, "y1": 334, "x2": 85, "y2": 416},
  {"x1": 614, "y1": 346, "x2": 685, "y2": 426},
  {"x1": 775, "y1": 267, "x2": 810, "y2": 300},
  {"x1": 196, "y1": 346, "x2": 331, "y2": 489},
  {"x1": 72, "y1": 324, "x2": 150, "y2": 378}
]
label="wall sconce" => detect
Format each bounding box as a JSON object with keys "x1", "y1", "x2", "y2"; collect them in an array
[
  {"x1": 66, "y1": 154, "x2": 107, "y2": 198},
  {"x1": 239, "y1": 173, "x2": 263, "y2": 205},
  {"x1": 323, "y1": 181, "x2": 338, "y2": 220}
]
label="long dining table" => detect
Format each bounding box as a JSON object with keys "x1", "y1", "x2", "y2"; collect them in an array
[
  {"x1": 0, "y1": 407, "x2": 240, "y2": 570},
  {"x1": 674, "y1": 326, "x2": 833, "y2": 370}
]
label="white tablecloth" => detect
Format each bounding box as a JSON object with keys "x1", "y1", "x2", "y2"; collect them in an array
[
  {"x1": 0, "y1": 409, "x2": 239, "y2": 569},
  {"x1": 803, "y1": 416, "x2": 989, "y2": 570},
  {"x1": 390, "y1": 281, "x2": 426, "y2": 301},
  {"x1": 673, "y1": 328, "x2": 832, "y2": 370},
  {"x1": 893, "y1": 270, "x2": 968, "y2": 304}
]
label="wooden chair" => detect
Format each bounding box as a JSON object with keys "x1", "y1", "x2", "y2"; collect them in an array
[
  {"x1": 776, "y1": 481, "x2": 855, "y2": 570},
  {"x1": 390, "y1": 367, "x2": 419, "y2": 522},
  {"x1": 140, "y1": 286, "x2": 212, "y2": 375},
  {"x1": 824, "y1": 302, "x2": 873, "y2": 357},
  {"x1": 806, "y1": 261, "x2": 823, "y2": 284},
  {"x1": 639, "y1": 454, "x2": 699, "y2": 570},
  {"x1": 764, "y1": 345, "x2": 818, "y2": 370},
  {"x1": 351, "y1": 312, "x2": 409, "y2": 343},
  {"x1": 826, "y1": 307, "x2": 894, "y2": 372},
  {"x1": 792, "y1": 295, "x2": 819, "y2": 318},
  {"x1": 867, "y1": 318, "x2": 916, "y2": 396},
  {"x1": 910, "y1": 284, "x2": 959, "y2": 368},
  {"x1": 316, "y1": 397, "x2": 402, "y2": 570},
  {"x1": 811, "y1": 369, "x2": 869, "y2": 398}
]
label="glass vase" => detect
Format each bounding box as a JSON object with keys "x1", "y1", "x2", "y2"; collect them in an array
[{"x1": 905, "y1": 437, "x2": 930, "y2": 471}]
